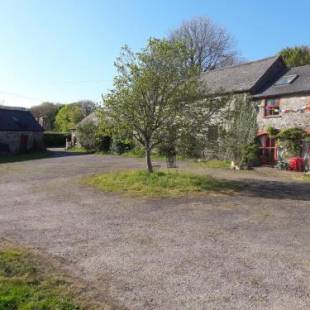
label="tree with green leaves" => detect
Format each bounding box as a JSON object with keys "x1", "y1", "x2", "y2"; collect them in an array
[
  {"x1": 280, "y1": 46, "x2": 310, "y2": 67},
  {"x1": 104, "y1": 38, "x2": 226, "y2": 172},
  {"x1": 220, "y1": 94, "x2": 258, "y2": 166},
  {"x1": 30, "y1": 102, "x2": 63, "y2": 130},
  {"x1": 55, "y1": 104, "x2": 84, "y2": 132},
  {"x1": 54, "y1": 101, "x2": 97, "y2": 133}
]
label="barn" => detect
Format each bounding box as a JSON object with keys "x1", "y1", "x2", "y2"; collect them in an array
[{"x1": 0, "y1": 106, "x2": 44, "y2": 154}]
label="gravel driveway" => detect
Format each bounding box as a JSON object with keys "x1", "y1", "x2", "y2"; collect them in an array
[{"x1": 0, "y1": 151, "x2": 309, "y2": 309}]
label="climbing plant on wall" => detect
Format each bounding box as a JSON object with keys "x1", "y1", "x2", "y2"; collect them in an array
[
  {"x1": 277, "y1": 128, "x2": 307, "y2": 157},
  {"x1": 220, "y1": 94, "x2": 258, "y2": 165}
]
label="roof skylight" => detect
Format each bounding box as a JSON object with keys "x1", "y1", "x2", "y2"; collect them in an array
[{"x1": 274, "y1": 74, "x2": 298, "y2": 86}]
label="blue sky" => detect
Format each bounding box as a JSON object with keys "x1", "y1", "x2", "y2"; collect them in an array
[{"x1": 0, "y1": 0, "x2": 310, "y2": 108}]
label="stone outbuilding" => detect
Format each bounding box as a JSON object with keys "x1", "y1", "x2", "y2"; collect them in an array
[
  {"x1": 0, "y1": 106, "x2": 44, "y2": 154},
  {"x1": 202, "y1": 55, "x2": 310, "y2": 165}
]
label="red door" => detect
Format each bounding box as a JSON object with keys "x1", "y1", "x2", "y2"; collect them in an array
[{"x1": 258, "y1": 134, "x2": 277, "y2": 165}]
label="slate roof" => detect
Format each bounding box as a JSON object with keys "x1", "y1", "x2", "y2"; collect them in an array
[
  {"x1": 0, "y1": 107, "x2": 43, "y2": 132},
  {"x1": 200, "y1": 56, "x2": 282, "y2": 94},
  {"x1": 253, "y1": 65, "x2": 310, "y2": 98}
]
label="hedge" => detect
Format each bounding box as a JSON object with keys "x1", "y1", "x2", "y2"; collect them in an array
[{"x1": 43, "y1": 132, "x2": 70, "y2": 147}]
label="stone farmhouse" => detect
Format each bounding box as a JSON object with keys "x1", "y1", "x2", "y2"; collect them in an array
[
  {"x1": 202, "y1": 56, "x2": 310, "y2": 164},
  {"x1": 0, "y1": 106, "x2": 44, "y2": 154}
]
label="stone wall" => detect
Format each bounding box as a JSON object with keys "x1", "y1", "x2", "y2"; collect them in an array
[
  {"x1": 256, "y1": 95, "x2": 310, "y2": 133},
  {"x1": 0, "y1": 131, "x2": 44, "y2": 154}
]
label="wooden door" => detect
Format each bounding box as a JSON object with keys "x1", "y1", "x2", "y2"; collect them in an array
[{"x1": 258, "y1": 134, "x2": 277, "y2": 165}]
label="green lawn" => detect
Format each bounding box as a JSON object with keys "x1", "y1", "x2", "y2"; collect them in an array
[
  {"x1": 193, "y1": 159, "x2": 231, "y2": 169},
  {"x1": 0, "y1": 151, "x2": 52, "y2": 164},
  {"x1": 66, "y1": 146, "x2": 89, "y2": 153},
  {"x1": 121, "y1": 149, "x2": 145, "y2": 158},
  {"x1": 0, "y1": 243, "x2": 82, "y2": 310},
  {"x1": 85, "y1": 169, "x2": 240, "y2": 198}
]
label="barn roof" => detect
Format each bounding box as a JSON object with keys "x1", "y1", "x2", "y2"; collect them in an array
[
  {"x1": 253, "y1": 65, "x2": 310, "y2": 98},
  {"x1": 0, "y1": 107, "x2": 43, "y2": 132},
  {"x1": 200, "y1": 56, "x2": 284, "y2": 94}
]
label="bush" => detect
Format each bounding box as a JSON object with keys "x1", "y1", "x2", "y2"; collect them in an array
[
  {"x1": 111, "y1": 140, "x2": 133, "y2": 154},
  {"x1": 77, "y1": 122, "x2": 112, "y2": 152},
  {"x1": 76, "y1": 122, "x2": 97, "y2": 151},
  {"x1": 240, "y1": 143, "x2": 260, "y2": 167},
  {"x1": 277, "y1": 128, "x2": 306, "y2": 157},
  {"x1": 97, "y1": 136, "x2": 112, "y2": 152},
  {"x1": 266, "y1": 126, "x2": 279, "y2": 138},
  {"x1": 43, "y1": 132, "x2": 69, "y2": 147}
]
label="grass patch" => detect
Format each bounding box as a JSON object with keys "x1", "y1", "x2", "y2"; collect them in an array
[
  {"x1": 121, "y1": 149, "x2": 145, "y2": 158},
  {"x1": 0, "y1": 151, "x2": 51, "y2": 164},
  {"x1": 193, "y1": 159, "x2": 231, "y2": 169},
  {"x1": 66, "y1": 146, "x2": 89, "y2": 153},
  {"x1": 84, "y1": 169, "x2": 240, "y2": 198},
  {"x1": 0, "y1": 242, "x2": 83, "y2": 310}
]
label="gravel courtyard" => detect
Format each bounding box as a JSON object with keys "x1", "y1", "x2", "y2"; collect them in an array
[{"x1": 0, "y1": 151, "x2": 309, "y2": 309}]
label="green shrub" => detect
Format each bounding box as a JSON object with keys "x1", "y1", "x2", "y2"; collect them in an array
[
  {"x1": 43, "y1": 132, "x2": 69, "y2": 147},
  {"x1": 240, "y1": 143, "x2": 260, "y2": 166},
  {"x1": 277, "y1": 128, "x2": 306, "y2": 156},
  {"x1": 77, "y1": 122, "x2": 112, "y2": 152},
  {"x1": 76, "y1": 122, "x2": 97, "y2": 151},
  {"x1": 97, "y1": 136, "x2": 112, "y2": 152},
  {"x1": 266, "y1": 126, "x2": 279, "y2": 138},
  {"x1": 111, "y1": 141, "x2": 133, "y2": 154}
]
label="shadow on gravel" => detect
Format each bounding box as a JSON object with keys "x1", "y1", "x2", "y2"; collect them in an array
[
  {"x1": 0, "y1": 151, "x2": 52, "y2": 164},
  {"x1": 236, "y1": 178, "x2": 310, "y2": 201},
  {"x1": 0, "y1": 149, "x2": 91, "y2": 164}
]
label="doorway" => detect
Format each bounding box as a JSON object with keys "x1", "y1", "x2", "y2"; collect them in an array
[{"x1": 258, "y1": 134, "x2": 277, "y2": 165}]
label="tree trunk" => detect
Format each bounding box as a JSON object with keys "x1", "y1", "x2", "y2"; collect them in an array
[{"x1": 146, "y1": 147, "x2": 153, "y2": 173}]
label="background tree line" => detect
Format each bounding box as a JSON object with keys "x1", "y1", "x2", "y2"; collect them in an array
[{"x1": 30, "y1": 100, "x2": 97, "y2": 132}]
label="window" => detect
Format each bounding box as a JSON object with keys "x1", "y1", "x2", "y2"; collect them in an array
[
  {"x1": 274, "y1": 74, "x2": 298, "y2": 86},
  {"x1": 264, "y1": 98, "x2": 280, "y2": 117}
]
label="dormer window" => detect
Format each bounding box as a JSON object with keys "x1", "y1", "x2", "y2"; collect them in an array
[
  {"x1": 264, "y1": 98, "x2": 280, "y2": 117},
  {"x1": 274, "y1": 74, "x2": 298, "y2": 86}
]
